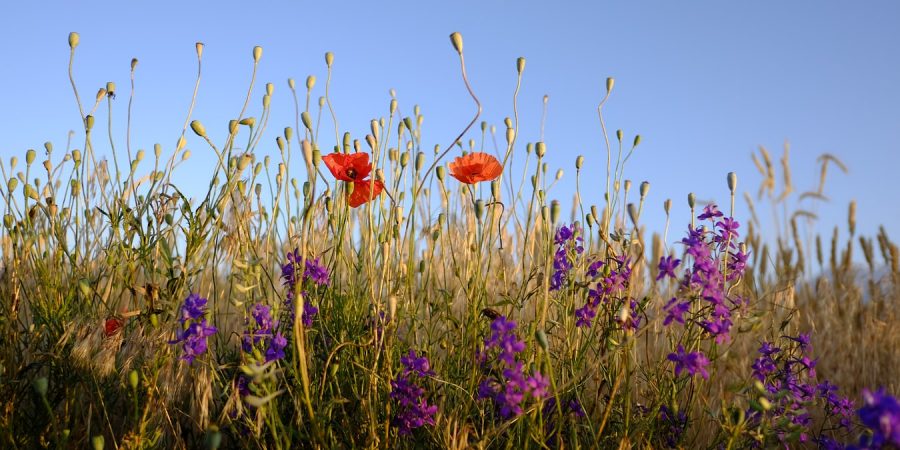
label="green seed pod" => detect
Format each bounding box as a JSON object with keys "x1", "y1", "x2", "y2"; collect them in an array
[
  {"x1": 164, "y1": 213, "x2": 174, "y2": 225},
  {"x1": 415, "y1": 152, "x2": 425, "y2": 171},
  {"x1": 727, "y1": 172, "x2": 737, "y2": 193},
  {"x1": 134, "y1": 149, "x2": 145, "y2": 162},
  {"x1": 506, "y1": 127, "x2": 515, "y2": 144},
  {"x1": 535, "y1": 142, "x2": 546, "y2": 158},
  {"x1": 324, "y1": 196, "x2": 333, "y2": 213},
  {"x1": 252, "y1": 46, "x2": 262, "y2": 62},
  {"x1": 517, "y1": 57, "x2": 526, "y2": 74},
  {"x1": 491, "y1": 179, "x2": 500, "y2": 199},
  {"x1": 606, "y1": 77, "x2": 615, "y2": 93},
  {"x1": 265, "y1": 82, "x2": 274, "y2": 97},
  {"x1": 154, "y1": 143, "x2": 162, "y2": 159},
  {"x1": 128, "y1": 370, "x2": 139, "y2": 390},
  {"x1": 276, "y1": 136, "x2": 285, "y2": 152},
  {"x1": 85, "y1": 115, "x2": 94, "y2": 131},
  {"x1": 436, "y1": 165, "x2": 445, "y2": 182},
  {"x1": 628, "y1": 203, "x2": 639, "y2": 226},
  {"x1": 688, "y1": 192, "x2": 696, "y2": 209},
  {"x1": 68, "y1": 32, "x2": 80, "y2": 49},
  {"x1": 71, "y1": 179, "x2": 81, "y2": 196},
  {"x1": 318, "y1": 96, "x2": 325, "y2": 108},
  {"x1": 7, "y1": 178, "x2": 17, "y2": 192},
  {"x1": 262, "y1": 94, "x2": 271, "y2": 109},
  {"x1": 400, "y1": 151, "x2": 410, "y2": 168},
  {"x1": 3, "y1": 214, "x2": 13, "y2": 229},
  {"x1": 616, "y1": 129, "x2": 623, "y2": 142},
  {"x1": 449, "y1": 32, "x2": 463, "y2": 54},
  {"x1": 480, "y1": 121, "x2": 487, "y2": 133},
  {"x1": 576, "y1": 155, "x2": 584, "y2": 170},
  {"x1": 26, "y1": 149, "x2": 36, "y2": 165},
  {"x1": 550, "y1": 200, "x2": 560, "y2": 224},
  {"x1": 365, "y1": 135, "x2": 376, "y2": 151},
  {"x1": 325, "y1": 51, "x2": 334, "y2": 67},
  {"x1": 555, "y1": 169, "x2": 563, "y2": 181},
  {"x1": 24, "y1": 184, "x2": 39, "y2": 201},
  {"x1": 313, "y1": 150, "x2": 322, "y2": 167},
  {"x1": 473, "y1": 200, "x2": 485, "y2": 221},
  {"x1": 303, "y1": 75, "x2": 315, "y2": 92},
  {"x1": 640, "y1": 181, "x2": 650, "y2": 198},
  {"x1": 633, "y1": 135, "x2": 641, "y2": 147},
  {"x1": 43, "y1": 160, "x2": 52, "y2": 173},
  {"x1": 190, "y1": 120, "x2": 207, "y2": 137},
  {"x1": 9, "y1": 156, "x2": 17, "y2": 169},
  {"x1": 586, "y1": 213, "x2": 595, "y2": 228},
  {"x1": 228, "y1": 119, "x2": 239, "y2": 135},
  {"x1": 33, "y1": 376, "x2": 49, "y2": 397},
  {"x1": 541, "y1": 205, "x2": 549, "y2": 223},
  {"x1": 131, "y1": 58, "x2": 138, "y2": 70},
  {"x1": 176, "y1": 135, "x2": 187, "y2": 152},
  {"x1": 182, "y1": 150, "x2": 191, "y2": 161},
  {"x1": 281, "y1": 127, "x2": 292, "y2": 143},
  {"x1": 535, "y1": 329, "x2": 549, "y2": 351},
  {"x1": 404, "y1": 117, "x2": 414, "y2": 132},
  {"x1": 301, "y1": 112, "x2": 313, "y2": 132}
]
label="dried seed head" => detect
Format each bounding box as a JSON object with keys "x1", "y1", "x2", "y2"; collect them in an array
[
  {"x1": 131, "y1": 58, "x2": 138, "y2": 70},
  {"x1": 848, "y1": 201, "x2": 857, "y2": 235},
  {"x1": 628, "y1": 203, "x2": 639, "y2": 226},
  {"x1": 491, "y1": 179, "x2": 501, "y2": 199},
  {"x1": 664, "y1": 199, "x2": 672, "y2": 215},
  {"x1": 415, "y1": 152, "x2": 425, "y2": 171},
  {"x1": 449, "y1": 32, "x2": 463, "y2": 54}
]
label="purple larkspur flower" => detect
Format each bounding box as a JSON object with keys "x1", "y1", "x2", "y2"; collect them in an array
[
  {"x1": 179, "y1": 293, "x2": 208, "y2": 324},
  {"x1": 857, "y1": 389, "x2": 900, "y2": 448},
  {"x1": 656, "y1": 255, "x2": 681, "y2": 281},
  {"x1": 697, "y1": 203, "x2": 724, "y2": 221},
  {"x1": 390, "y1": 350, "x2": 437, "y2": 435},
  {"x1": 663, "y1": 297, "x2": 691, "y2": 326},
  {"x1": 667, "y1": 345, "x2": 710, "y2": 379},
  {"x1": 304, "y1": 257, "x2": 330, "y2": 286},
  {"x1": 169, "y1": 294, "x2": 217, "y2": 365}
]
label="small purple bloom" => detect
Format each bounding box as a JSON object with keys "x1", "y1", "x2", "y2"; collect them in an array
[
  {"x1": 698, "y1": 203, "x2": 724, "y2": 221},
  {"x1": 667, "y1": 345, "x2": 710, "y2": 379},
  {"x1": 656, "y1": 255, "x2": 681, "y2": 281},
  {"x1": 170, "y1": 294, "x2": 217, "y2": 365},
  {"x1": 857, "y1": 388, "x2": 900, "y2": 447}
]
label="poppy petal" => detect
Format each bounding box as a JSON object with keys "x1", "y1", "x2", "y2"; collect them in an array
[
  {"x1": 348, "y1": 179, "x2": 385, "y2": 208},
  {"x1": 323, "y1": 152, "x2": 372, "y2": 181},
  {"x1": 449, "y1": 152, "x2": 503, "y2": 184}
]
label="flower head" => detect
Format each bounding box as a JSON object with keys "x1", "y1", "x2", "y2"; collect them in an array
[
  {"x1": 104, "y1": 317, "x2": 124, "y2": 338},
  {"x1": 857, "y1": 388, "x2": 900, "y2": 447},
  {"x1": 448, "y1": 152, "x2": 503, "y2": 184},
  {"x1": 348, "y1": 178, "x2": 385, "y2": 208},
  {"x1": 322, "y1": 152, "x2": 372, "y2": 181},
  {"x1": 667, "y1": 345, "x2": 710, "y2": 379}
]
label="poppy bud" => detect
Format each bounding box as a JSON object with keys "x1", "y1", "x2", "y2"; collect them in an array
[
  {"x1": 96, "y1": 88, "x2": 107, "y2": 102},
  {"x1": 262, "y1": 94, "x2": 270, "y2": 109},
  {"x1": 68, "y1": 32, "x2": 80, "y2": 49},
  {"x1": 131, "y1": 58, "x2": 138, "y2": 70},
  {"x1": 26, "y1": 149, "x2": 36, "y2": 166},
  {"x1": 474, "y1": 200, "x2": 484, "y2": 221},
  {"x1": 541, "y1": 205, "x2": 549, "y2": 223},
  {"x1": 182, "y1": 150, "x2": 191, "y2": 162},
  {"x1": 195, "y1": 42, "x2": 204, "y2": 59},
  {"x1": 586, "y1": 213, "x2": 595, "y2": 228},
  {"x1": 535, "y1": 142, "x2": 546, "y2": 158},
  {"x1": 491, "y1": 180, "x2": 500, "y2": 199},
  {"x1": 517, "y1": 57, "x2": 526, "y2": 74},
  {"x1": 606, "y1": 77, "x2": 614, "y2": 93},
  {"x1": 300, "y1": 111, "x2": 313, "y2": 132},
  {"x1": 664, "y1": 199, "x2": 672, "y2": 215},
  {"x1": 276, "y1": 136, "x2": 285, "y2": 152},
  {"x1": 550, "y1": 200, "x2": 560, "y2": 224},
  {"x1": 576, "y1": 155, "x2": 584, "y2": 170},
  {"x1": 190, "y1": 120, "x2": 207, "y2": 138},
  {"x1": 3, "y1": 214, "x2": 13, "y2": 229},
  {"x1": 535, "y1": 329, "x2": 549, "y2": 351},
  {"x1": 616, "y1": 129, "x2": 623, "y2": 142},
  {"x1": 85, "y1": 115, "x2": 94, "y2": 131},
  {"x1": 628, "y1": 203, "x2": 639, "y2": 226},
  {"x1": 288, "y1": 78, "x2": 296, "y2": 90},
  {"x1": 264, "y1": 82, "x2": 274, "y2": 97},
  {"x1": 404, "y1": 117, "x2": 414, "y2": 132},
  {"x1": 252, "y1": 46, "x2": 262, "y2": 63},
  {"x1": 506, "y1": 127, "x2": 515, "y2": 144},
  {"x1": 436, "y1": 166, "x2": 445, "y2": 182},
  {"x1": 555, "y1": 169, "x2": 563, "y2": 181},
  {"x1": 71, "y1": 180, "x2": 81, "y2": 196},
  {"x1": 240, "y1": 117, "x2": 256, "y2": 127},
  {"x1": 154, "y1": 143, "x2": 162, "y2": 159},
  {"x1": 7, "y1": 178, "x2": 17, "y2": 192},
  {"x1": 449, "y1": 32, "x2": 463, "y2": 54},
  {"x1": 24, "y1": 184, "x2": 38, "y2": 201},
  {"x1": 415, "y1": 152, "x2": 425, "y2": 171},
  {"x1": 365, "y1": 135, "x2": 376, "y2": 152},
  {"x1": 400, "y1": 151, "x2": 409, "y2": 168},
  {"x1": 640, "y1": 181, "x2": 650, "y2": 198},
  {"x1": 43, "y1": 160, "x2": 52, "y2": 172},
  {"x1": 633, "y1": 135, "x2": 641, "y2": 147},
  {"x1": 688, "y1": 193, "x2": 696, "y2": 209},
  {"x1": 727, "y1": 172, "x2": 737, "y2": 193},
  {"x1": 318, "y1": 96, "x2": 325, "y2": 108},
  {"x1": 325, "y1": 51, "x2": 334, "y2": 67}
]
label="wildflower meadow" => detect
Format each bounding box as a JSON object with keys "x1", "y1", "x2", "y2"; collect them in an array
[{"x1": 1, "y1": 31, "x2": 899, "y2": 449}]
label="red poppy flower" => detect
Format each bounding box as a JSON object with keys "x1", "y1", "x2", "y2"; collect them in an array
[
  {"x1": 323, "y1": 152, "x2": 372, "y2": 182},
  {"x1": 104, "y1": 317, "x2": 124, "y2": 337},
  {"x1": 448, "y1": 152, "x2": 503, "y2": 184},
  {"x1": 348, "y1": 179, "x2": 385, "y2": 208}
]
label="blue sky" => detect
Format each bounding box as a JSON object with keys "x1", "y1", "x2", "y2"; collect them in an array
[{"x1": 2, "y1": 1, "x2": 899, "y2": 251}]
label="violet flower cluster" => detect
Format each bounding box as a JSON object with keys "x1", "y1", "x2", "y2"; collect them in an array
[
  {"x1": 574, "y1": 254, "x2": 635, "y2": 331},
  {"x1": 169, "y1": 293, "x2": 217, "y2": 365},
  {"x1": 661, "y1": 204, "x2": 749, "y2": 344},
  {"x1": 851, "y1": 388, "x2": 900, "y2": 449},
  {"x1": 550, "y1": 224, "x2": 584, "y2": 291},
  {"x1": 667, "y1": 345, "x2": 710, "y2": 380},
  {"x1": 281, "y1": 249, "x2": 327, "y2": 327},
  {"x1": 242, "y1": 303, "x2": 288, "y2": 363},
  {"x1": 390, "y1": 350, "x2": 438, "y2": 435},
  {"x1": 477, "y1": 317, "x2": 550, "y2": 419},
  {"x1": 746, "y1": 334, "x2": 856, "y2": 448}
]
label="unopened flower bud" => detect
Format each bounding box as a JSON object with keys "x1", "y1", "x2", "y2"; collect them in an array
[
  {"x1": 190, "y1": 120, "x2": 207, "y2": 137},
  {"x1": 195, "y1": 42, "x2": 204, "y2": 59},
  {"x1": 449, "y1": 32, "x2": 463, "y2": 54},
  {"x1": 325, "y1": 51, "x2": 334, "y2": 67},
  {"x1": 301, "y1": 112, "x2": 312, "y2": 132},
  {"x1": 535, "y1": 142, "x2": 546, "y2": 158},
  {"x1": 727, "y1": 172, "x2": 737, "y2": 193},
  {"x1": 551, "y1": 200, "x2": 561, "y2": 224},
  {"x1": 252, "y1": 46, "x2": 262, "y2": 62},
  {"x1": 517, "y1": 57, "x2": 526, "y2": 74},
  {"x1": 436, "y1": 166, "x2": 445, "y2": 182},
  {"x1": 26, "y1": 149, "x2": 36, "y2": 165},
  {"x1": 688, "y1": 193, "x2": 696, "y2": 209},
  {"x1": 68, "y1": 32, "x2": 80, "y2": 49},
  {"x1": 640, "y1": 181, "x2": 650, "y2": 198},
  {"x1": 606, "y1": 77, "x2": 614, "y2": 93}
]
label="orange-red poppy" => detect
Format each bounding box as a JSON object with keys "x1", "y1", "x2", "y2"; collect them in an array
[
  {"x1": 448, "y1": 152, "x2": 503, "y2": 184},
  {"x1": 322, "y1": 152, "x2": 385, "y2": 208},
  {"x1": 323, "y1": 152, "x2": 372, "y2": 182},
  {"x1": 348, "y1": 179, "x2": 385, "y2": 208},
  {"x1": 104, "y1": 317, "x2": 123, "y2": 338}
]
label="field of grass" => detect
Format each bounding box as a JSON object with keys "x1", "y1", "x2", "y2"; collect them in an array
[{"x1": 1, "y1": 32, "x2": 899, "y2": 449}]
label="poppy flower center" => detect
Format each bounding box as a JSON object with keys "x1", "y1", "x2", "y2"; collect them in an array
[{"x1": 346, "y1": 168, "x2": 358, "y2": 180}]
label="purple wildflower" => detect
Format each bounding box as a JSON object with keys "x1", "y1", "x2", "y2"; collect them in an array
[
  {"x1": 857, "y1": 389, "x2": 900, "y2": 448},
  {"x1": 169, "y1": 293, "x2": 217, "y2": 365},
  {"x1": 667, "y1": 345, "x2": 710, "y2": 379},
  {"x1": 304, "y1": 257, "x2": 330, "y2": 286},
  {"x1": 663, "y1": 297, "x2": 691, "y2": 326},
  {"x1": 697, "y1": 203, "x2": 724, "y2": 221},
  {"x1": 656, "y1": 255, "x2": 681, "y2": 281},
  {"x1": 390, "y1": 350, "x2": 437, "y2": 435}
]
